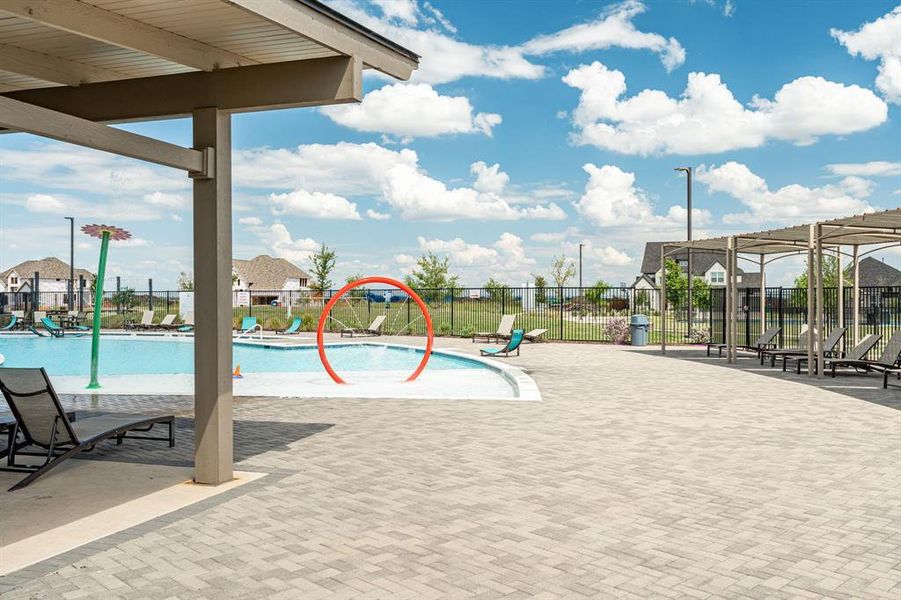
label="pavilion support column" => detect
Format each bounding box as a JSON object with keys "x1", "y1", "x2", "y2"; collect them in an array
[
  {"x1": 806, "y1": 225, "x2": 815, "y2": 377},
  {"x1": 852, "y1": 246, "x2": 860, "y2": 345},
  {"x1": 730, "y1": 240, "x2": 738, "y2": 363},
  {"x1": 759, "y1": 254, "x2": 766, "y2": 336},
  {"x1": 725, "y1": 238, "x2": 734, "y2": 364},
  {"x1": 192, "y1": 107, "x2": 233, "y2": 485},
  {"x1": 815, "y1": 225, "x2": 825, "y2": 377},
  {"x1": 660, "y1": 245, "x2": 667, "y2": 354}
]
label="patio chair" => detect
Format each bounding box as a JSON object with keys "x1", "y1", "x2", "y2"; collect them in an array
[
  {"x1": 0, "y1": 314, "x2": 17, "y2": 331},
  {"x1": 126, "y1": 310, "x2": 156, "y2": 330},
  {"x1": 786, "y1": 333, "x2": 881, "y2": 375},
  {"x1": 0, "y1": 367, "x2": 174, "y2": 491},
  {"x1": 827, "y1": 330, "x2": 901, "y2": 379},
  {"x1": 341, "y1": 315, "x2": 386, "y2": 337},
  {"x1": 279, "y1": 316, "x2": 303, "y2": 335},
  {"x1": 523, "y1": 328, "x2": 548, "y2": 343},
  {"x1": 155, "y1": 314, "x2": 177, "y2": 329},
  {"x1": 237, "y1": 316, "x2": 258, "y2": 333},
  {"x1": 66, "y1": 310, "x2": 87, "y2": 328},
  {"x1": 12, "y1": 310, "x2": 25, "y2": 329},
  {"x1": 472, "y1": 314, "x2": 515, "y2": 343},
  {"x1": 481, "y1": 329, "x2": 524, "y2": 357},
  {"x1": 774, "y1": 327, "x2": 846, "y2": 370},
  {"x1": 760, "y1": 327, "x2": 812, "y2": 366},
  {"x1": 177, "y1": 311, "x2": 194, "y2": 332},
  {"x1": 707, "y1": 326, "x2": 780, "y2": 358},
  {"x1": 40, "y1": 317, "x2": 87, "y2": 338}
]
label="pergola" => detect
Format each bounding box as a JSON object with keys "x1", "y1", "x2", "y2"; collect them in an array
[
  {"x1": 0, "y1": 0, "x2": 418, "y2": 485},
  {"x1": 660, "y1": 208, "x2": 901, "y2": 376}
]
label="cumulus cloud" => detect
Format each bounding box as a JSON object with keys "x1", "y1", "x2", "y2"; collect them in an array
[
  {"x1": 25, "y1": 193, "x2": 67, "y2": 213},
  {"x1": 531, "y1": 232, "x2": 568, "y2": 243},
  {"x1": 366, "y1": 209, "x2": 392, "y2": 220},
  {"x1": 415, "y1": 232, "x2": 536, "y2": 280},
  {"x1": 244, "y1": 222, "x2": 321, "y2": 264},
  {"x1": 563, "y1": 240, "x2": 632, "y2": 266},
  {"x1": 825, "y1": 161, "x2": 901, "y2": 177},
  {"x1": 327, "y1": 0, "x2": 682, "y2": 85},
  {"x1": 522, "y1": 0, "x2": 685, "y2": 72},
  {"x1": 238, "y1": 216, "x2": 263, "y2": 226},
  {"x1": 574, "y1": 164, "x2": 712, "y2": 227},
  {"x1": 144, "y1": 192, "x2": 188, "y2": 209},
  {"x1": 470, "y1": 161, "x2": 510, "y2": 193},
  {"x1": 562, "y1": 61, "x2": 888, "y2": 155},
  {"x1": 321, "y1": 83, "x2": 502, "y2": 140},
  {"x1": 831, "y1": 7, "x2": 901, "y2": 103},
  {"x1": 696, "y1": 161, "x2": 875, "y2": 223},
  {"x1": 269, "y1": 190, "x2": 362, "y2": 220}
]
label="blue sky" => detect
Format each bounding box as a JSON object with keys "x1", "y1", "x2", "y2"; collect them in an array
[{"x1": 1, "y1": 0, "x2": 899, "y2": 289}]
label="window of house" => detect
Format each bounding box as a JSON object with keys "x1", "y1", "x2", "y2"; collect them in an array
[
  {"x1": 710, "y1": 271, "x2": 725, "y2": 284},
  {"x1": 10, "y1": 276, "x2": 18, "y2": 285}
]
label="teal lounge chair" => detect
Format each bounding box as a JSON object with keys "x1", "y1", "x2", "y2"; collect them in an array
[
  {"x1": 41, "y1": 317, "x2": 88, "y2": 337},
  {"x1": 176, "y1": 311, "x2": 194, "y2": 332},
  {"x1": 481, "y1": 329, "x2": 524, "y2": 357},
  {"x1": 238, "y1": 316, "x2": 258, "y2": 333},
  {"x1": 279, "y1": 317, "x2": 302, "y2": 335},
  {"x1": 0, "y1": 314, "x2": 17, "y2": 331}
]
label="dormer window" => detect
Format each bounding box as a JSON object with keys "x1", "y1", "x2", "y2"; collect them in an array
[{"x1": 710, "y1": 271, "x2": 724, "y2": 284}]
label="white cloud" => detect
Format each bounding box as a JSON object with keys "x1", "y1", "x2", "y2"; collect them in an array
[
  {"x1": 696, "y1": 161, "x2": 875, "y2": 223},
  {"x1": 825, "y1": 160, "x2": 901, "y2": 177},
  {"x1": 531, "y1": 232, "x2": 567, "y2": 243},
  {"x1": 562, "y1": 61, "x2": 888, "y2": 155},
  {"x1": 415, "y1": 232, "x2": 536, "y2": 281},
  {"x1": 238, "y1": 216, "x2": 263, "y2": 226},
  {"x1": 144, "y1": 192, "x2": 187, "y2": 210},
  {"x1": 394, "y1": 253, "x2": 416, "y2": 265},
  {"x1": 269, "y1": 190, "x2": 362, "y2": 220},
  {"x1": 327, "y1": 0, "x2": 682, "y2": 85},
  {"x1": 470, "y1": 161, "x2": 510, "y2": 193},
  {"x1": 522, "y1": 0, "x2": 685, "y2": 72},
  {"x1": 322, "y1": 83, "x2": 501, "y2": 140},
  {"x1": 114, "y1": 237, "x2": 152, "y2": 248},
  {"x1": 25, "y1": 193, "x2": 67, "y2": 213},
  {"x1": 366, "y1": 209, "x2": 392, "y2": 220},
  {"x1": 563, "y1": 240, "x2": 632, "y2": 266},
  {"x1": 370, "y1": 0, "x2": 418, "y2": 24},
  {"x1": 831, "y1": 7, "x2": 901, "y2": 103},
  {"x1": 250, "y1": 223, "x2": 320, "y2": 265}
]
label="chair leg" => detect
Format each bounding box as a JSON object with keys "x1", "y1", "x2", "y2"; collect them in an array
[
  {"x1": 8, "y1": 444, "x2": 85, "y2": 491},
  {"x1": 169, "y1": 420, "x2": 175, "y2": 447}
]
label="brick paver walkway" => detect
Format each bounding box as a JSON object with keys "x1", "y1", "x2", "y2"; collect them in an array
[{"x1": 2, "y1": 339, "x2": 899, "y2": 599}]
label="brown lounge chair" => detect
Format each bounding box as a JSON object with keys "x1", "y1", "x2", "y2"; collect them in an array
[
  {"x1": 771, "y1": 326, "x2": 846, "y2": 370},
  {"x1": 784, "y1": 332, "x2": 880, "y2": 374},
  {"x1": 827, "y1": 330, "x2": 901, "y2": 379},
  {"x1": 707, "y1": 326, "x2": 780, "y2": 358},
  {"x1": 0, "y1": 368, "x2": 174, "y2": 491}
]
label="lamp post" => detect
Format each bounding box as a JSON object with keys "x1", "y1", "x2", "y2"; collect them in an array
[
  {"x1": 64, "y1": 216, "x2": 74, "y2": 309},
  {"x1": 578, "y1": 243, "x2": 585, "y2": 289},
  {"x1": 674, "y1": 167, "x2": 693, "y2": 336}
]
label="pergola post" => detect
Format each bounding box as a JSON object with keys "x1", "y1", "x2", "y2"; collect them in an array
[
  {"x1": 852, "y1": 245, "x2": 860, "y2": 345},
  {"x1": 759, "y1": 254, "x2": 765, "y2": 337},
  {"x1": 725, "y1": 237, "x2": 734, "y2": 363},
  {"x1": 730, "y1": 239, "x2": 739, "y2": 363},
  {"x1": 192, "y1": 107, "x2": 233, "y2": 485},
  {"x1": 815, "y1": 225, "x2": 825, "y2": 377},
  {"x1": 806, "y1": 225, "x2": 815, "y2": 376}
]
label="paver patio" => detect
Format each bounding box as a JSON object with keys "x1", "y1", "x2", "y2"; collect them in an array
[{"x1": 1, "y1": 338, "x2": 899, "y2": 599}]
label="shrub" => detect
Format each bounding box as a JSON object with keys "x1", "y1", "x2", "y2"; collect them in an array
[
  {"x1": 460, "y1": 325, "x2": 476, "y2": 338},
  {"x1": 604, "y1": 317, "x2": 630, "y2": 344},
  {"x1": 689, "y1": 326, "x2": 711, "y2": 344},
  {"x1": 438, "y1": 321, "x2": 452, "y2": 336}
]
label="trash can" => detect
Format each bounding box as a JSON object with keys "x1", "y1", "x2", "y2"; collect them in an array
[{"x1": 630, "y1": 314, "x2": 650, "y2": 346}]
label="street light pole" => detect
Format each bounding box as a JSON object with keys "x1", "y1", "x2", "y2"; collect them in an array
[
  {"x1": 578, "y1": 243, "x2": 585, "y2": 289},
  {"x1": 64, "y1": 216, "x2": 74, "y2": 309},
  {"x1": 674, "y1": 167, "x2": 693, "y2": 337}
]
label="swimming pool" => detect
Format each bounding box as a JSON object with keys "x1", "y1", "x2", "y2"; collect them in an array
[{"x1": 0, "y1": 335, "x2": 540, "y2": 401}]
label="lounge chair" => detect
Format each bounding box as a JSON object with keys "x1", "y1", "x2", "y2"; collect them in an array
[
  {"x1": 176, "y1": 311, "x2": 194, "y2": 332},
  {"x1": 481, "y1": 329, "x2": 524, "y2": 357},
  {"x1": 40, "y1": 317, "x2": 87, "y2": 338},
  {"x1": 155, "y1": 314, "x2": 177, "y2": 329},
  {"x1": 341, "y1": 315, "x2": 386, "y2": 337},
  {"x1": 523, "y1": 328, "x2": 548, "y2": 343},
  {"x1": 472, "y1": 314, "x2": 515, "y2": 343},
  {"x1": 0, "y1": 314, "x2": 17, "y2": 331},
  {"x1": 773, "y1": 327, "x2": 846, "y2": 370},
  {"x1": 786, "y1": 333, "x2": 881, "y2": 375},
  {"x1": 12, "y1": 310, "x2": 25, "y2": 329},
  {"x1": 237, "y1": 316, "x2": 258, "y2": 333},
  {"x1": 65, "y1": 310, "x2": 87, "y2": 328},
  {"x1": 126, "y1": 310, "x2": 156, "y2": 330},
  {"x1": 279, "y1": 316, "x2": 303, "y2": 335},
  {"x1": 827, "y1": 330, "x2": 901, "y2": 379},
  {"x1": 0, "y1": 367, "x2": 174, "y2": 491},
  {"x1": 707, "y1": 326, "x2": 781, "y2": 358},
  {"x1": 760, "y1": 327, "x2": 812, "y2": 366}
]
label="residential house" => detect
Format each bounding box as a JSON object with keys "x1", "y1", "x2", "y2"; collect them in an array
[
  {"x1": 0, "y1": 257, "x2": 94, "y2": 294},
  {"x1": 857, "y1": 257, "x2": 901, "y2": 287},
  {"x1": 232, "y1": 255, "x2": 311, "y2": 305}
]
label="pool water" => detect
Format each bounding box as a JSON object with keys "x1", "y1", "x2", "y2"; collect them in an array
[{"x1": 0, "y1": 336, "x2": 479, "y2": 376}]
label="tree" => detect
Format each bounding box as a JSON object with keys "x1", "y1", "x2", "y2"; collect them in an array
[
  {"x1": 404, "y1": 252, "x2": 459, "y2": 298},
  {"x1": 664, "y1": 258, "x2": 688, "y2": 307},
  {"x1": 112, "y1": 287, "x2": 138, "y2": 310},
  {"x1": 484, "y1": 277, "x2": 509, "y2": 299},
  {"x1": 584, "y1": 279, "x2": 611, "y2": 305},
  {"x1": 551, "y1": 254, "x2": 576, "y2": 287},
  {"x1": 532, "y1": 274, "x2": 547, "y2": 304},
  {"x1": 177, "y1": 271, "x2": 194, "y2": 291},
  {"x1": 794, "y1": 256, "x2": 846, "y2": 290},
  {"x1": 309, "y1": 244, "x2": 337, "y2": 294},
  {"x1": 345, "y1": 273, "x2": 365, "y2": 297},
  {"x1": 691, "y1": 276, "x2": 710, "y2": 310}
]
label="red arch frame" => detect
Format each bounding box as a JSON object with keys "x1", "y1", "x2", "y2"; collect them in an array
[{"x1": 316, "y1": 276, "x2": 433, "y2": 384}]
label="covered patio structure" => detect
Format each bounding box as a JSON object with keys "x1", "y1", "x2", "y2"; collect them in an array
[
  {"x1": 0, "y1": 0, "x2": 418, "y2": 484},
  {"x1": 660, "y1": 208, "x2": 901, "y2": 376}
]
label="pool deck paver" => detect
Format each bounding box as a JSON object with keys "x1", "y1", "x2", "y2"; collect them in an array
[{"x1": 1, "y1": 337, "x2": 899, "y2": 599}]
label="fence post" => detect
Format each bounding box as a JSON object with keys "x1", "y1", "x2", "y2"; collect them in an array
[
  {"x1": 33, "y1": 271, "x2": 40, "y2": 315},
  {"x1": 450, "y1": 290, "x2": 455, "y2": 334},
  {"x1": 148, "y1": 278, "x2": 153, "y2": 310},
  {"x1": 78, "y1": 276, "x2": 85, "y2": 311},
  {"x1": 501, "y1": 288, "x2": 506, "y2": 314},
  {"x1": 744, "y1": 288, "x2": 751, "y2": 348},
  {"x1": 559, "y1": 286, "x2": 564, "y2": 340},
  {"x1": 115, "y1": 276, "x2": 121, "y2": 314}
]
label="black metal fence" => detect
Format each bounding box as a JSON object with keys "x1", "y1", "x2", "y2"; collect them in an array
[{"x1": 3, "y1": 285, "x2": 899, "y2": 351}]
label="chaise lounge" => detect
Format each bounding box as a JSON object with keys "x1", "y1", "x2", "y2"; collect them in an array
[
  {"x1": 480, "y1": 329, "x2": 524, "y2": 357},
  {"x1": 341, "y1": 315, "x2": 385, "y2": 337},
  {"x1": 473, "y1": 314, "x2": 515, "y2": 343},
  {"x1": 707, "y1": 326, "x2": 780, "y2": 358},
  {"x1": 826, "y1": 330, "x2": 901, "y2": 379},
  {"x1": 784, "y1": 332, "x2": 880, "y2": 374},
  {"x1": 0, "y1": 368, "x2": 174, "y2": 491},
  {"x1": 770, "y1": 327, "x2": 846, "y2": 370}
]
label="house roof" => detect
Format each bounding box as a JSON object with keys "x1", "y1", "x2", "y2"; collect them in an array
[
  {"x1": 858, "y1": 257, "x2": 901, "y2": 287},
  {"x1": 640, "y1": 242, "x2": 745, "y2": 276},
  {"x1": 1, "y1": 257, "x2": 93, "y2": 281},
  {"x1": 233, "y1": 255, "x2": 310, "y2": 290}
]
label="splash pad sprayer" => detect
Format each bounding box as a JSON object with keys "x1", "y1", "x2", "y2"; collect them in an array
[{"x1": 316, "y1": 276, "x2": 433, "y2": 384}]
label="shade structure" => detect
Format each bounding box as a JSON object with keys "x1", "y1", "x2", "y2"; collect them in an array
[
  {"x1": 660, "y1": 209, "x2": 901, "y2": 376},
  {"x1": 0, "y1": 0, "x2": 418, "y2": 485}
]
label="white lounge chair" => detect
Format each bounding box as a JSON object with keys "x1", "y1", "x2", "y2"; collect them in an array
[
  {"x1": 472, "y1": 314, "x2": 515, "y2": 343},
  {"x1": 341, "y1": 315, "x2": 386, "y2": 337}
]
